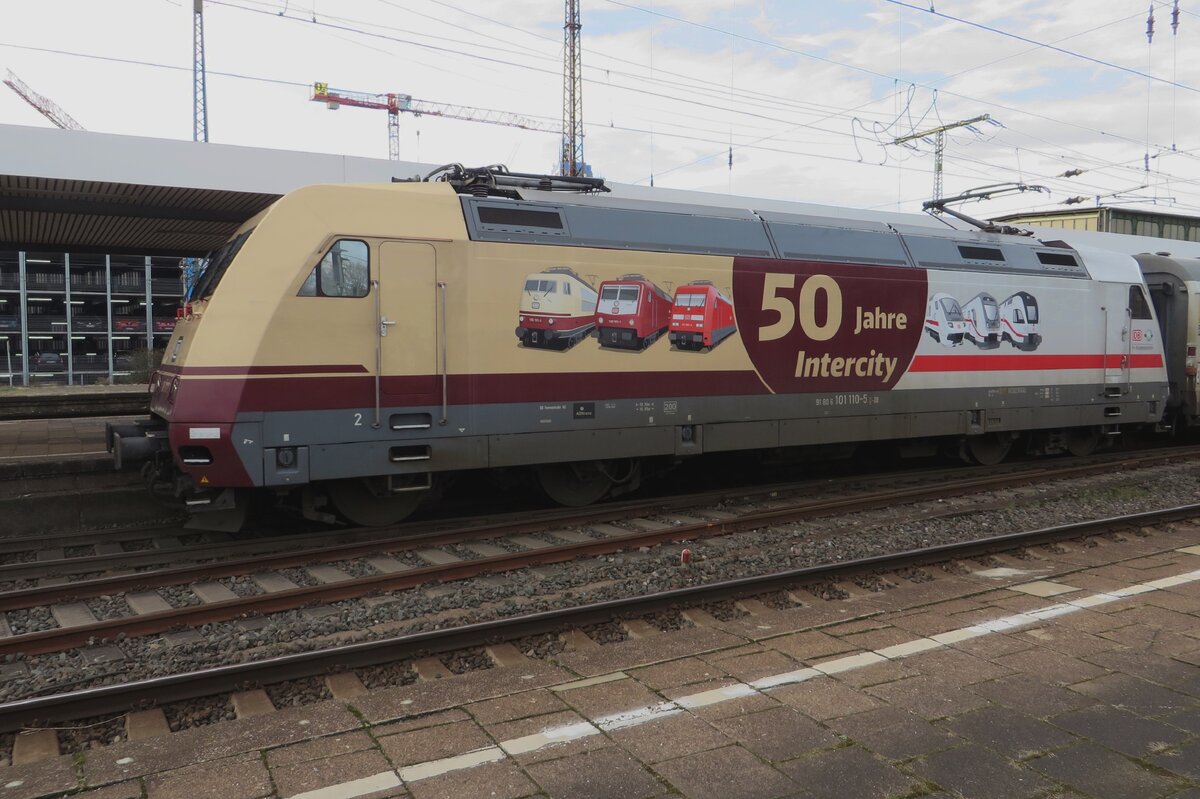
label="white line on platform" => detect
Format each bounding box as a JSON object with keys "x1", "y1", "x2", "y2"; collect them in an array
[{"x1": 281, "y1": 557, "x2": 1200, "y2": 799}]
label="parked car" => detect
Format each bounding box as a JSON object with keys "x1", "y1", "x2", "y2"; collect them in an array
[{"x1": 31, "y1": 351, "x2": 62, "y2": 370}]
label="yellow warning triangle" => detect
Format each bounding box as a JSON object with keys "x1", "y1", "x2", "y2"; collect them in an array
[{"x1": 200, "y1": 475, "x2": 209, "y2": 485}]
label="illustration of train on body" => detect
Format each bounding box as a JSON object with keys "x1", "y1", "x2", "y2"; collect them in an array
[{"x1": 107, "y1": 164, "x2": 1199, "y2": 530}]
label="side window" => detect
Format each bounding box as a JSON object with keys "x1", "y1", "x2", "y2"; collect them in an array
[
  {"x1": 298, "y1": 239, "x2": 369, "y2": 298},
  {"x1": 1129, "y1": 286, "x2": 1153, "y2": 320}
]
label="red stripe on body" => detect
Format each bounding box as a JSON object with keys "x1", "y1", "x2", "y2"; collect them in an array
[{"x1": 910, "y1": 353, "x2": 1164, "y2": 372}]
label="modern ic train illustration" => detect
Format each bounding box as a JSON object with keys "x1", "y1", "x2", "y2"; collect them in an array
[
  {"x1": 515, "y1": 267, "x2": 597, "y2": 349},
  {"x1": 594, "y1": 274, "x2": 672, "y2": 350},
  {"x1": 923, "y1": 292, "x2": 968, "y2": 347},
  {"x1": 108, "y1": 164, "x2": 1192, "y2": 531},
  {"x1": 999, "y1": 291, "x2": 1041, "y2": 351},
  {"x1": 961, "y1": 292, "x2": 1002, "y2": 349},
  {"x1": 669, "y1": 280, "x2": 736, "y2": 351}
]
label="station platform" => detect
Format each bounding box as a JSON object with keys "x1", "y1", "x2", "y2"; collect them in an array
[
  {"x1": 6, "y1": 524, "x2": 1200, "y2": 798},
  {"x1": 0, "y1": 384, "x2": 148, "y2": 422},
  {"x1": 0, "y1": 416, "x2": 129, "y2": 461}
]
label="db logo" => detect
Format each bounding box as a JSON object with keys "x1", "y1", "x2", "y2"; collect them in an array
[{"x1": 1132, "y1": 329, "x2": 1143, "y2": 342}]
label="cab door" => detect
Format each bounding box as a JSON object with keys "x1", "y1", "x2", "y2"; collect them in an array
[{"x1": 379, "y1": 241, "x2": 439, "y2": 406}]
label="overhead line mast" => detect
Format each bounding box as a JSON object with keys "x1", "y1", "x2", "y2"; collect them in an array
[
  {"x1": 892, "y1": 114, "x2": 990, "y2": 210},
  {"x1": 560, "y1": 0, "x2": 585, "y2": 176},
  {"x1": 193, "y1": 0, "x2": 209, "y2": 142}
]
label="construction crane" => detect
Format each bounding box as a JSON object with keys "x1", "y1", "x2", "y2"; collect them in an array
[
  {"x1": 310, "y1": 83, "x2": 558, "y2": 161},
  {"x1": 3, "y1": 69, "x2": 84, "y2": 130}
]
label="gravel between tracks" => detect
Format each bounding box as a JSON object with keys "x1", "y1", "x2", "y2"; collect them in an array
[{"x1": 2, "y1": 461, "x2": 1199, "y2": 701}]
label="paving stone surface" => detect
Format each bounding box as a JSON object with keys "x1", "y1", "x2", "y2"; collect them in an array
[
  {"x1": 1051, "y1": 704, "x2": 1191, "y2": 759},
  {"x1": 909, "y1": 743, "x2": 1054, "y2": 799},
  {"x1": 1029, "y1": 741, "x2": 1186, "y2": 799},
  {"x1": 20, "y1": 524, "x2": 1200, "y2": 799},
  {"x1": 940, "y1": 705, "x2": 1077, "y2": 759},
  {"x1": 708, "y1": 705, "x2": 839, "y2": 761},
  {"x1": 775, "y1": 745, "x2": 922, "y2": 799},
  {"x1": 524, "y1": 746, "x2": 663, "y2": 799},
  {"x1": 650, "y1": 745, "x2": 795, "y2": 799},
  {"x1": 829, "y1": 706, "x2": 963, "y2": 760},
  {"x1": 610, "y1": 711, "x2": 733, "y2": 764}
]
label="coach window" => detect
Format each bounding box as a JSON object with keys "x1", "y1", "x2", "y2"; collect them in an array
[
  {"x1": 1129, "y1": 286, "x2": 1153, "y2": 320},
  {"x1": 298, "y1": 239, "x2": 369, "y2": 297}
]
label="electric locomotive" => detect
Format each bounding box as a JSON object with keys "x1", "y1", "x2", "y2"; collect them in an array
[{"x1": 108, "y1": 165, "x2": 1172, "y2": 529}]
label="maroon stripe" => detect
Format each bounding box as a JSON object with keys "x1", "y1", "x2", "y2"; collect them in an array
[
  {"x1": 164, "y1": 370, "x2": 771, "y2": 419},
  {"x1": 158, "y1": 364, "x2": 370, "y2": 376}
]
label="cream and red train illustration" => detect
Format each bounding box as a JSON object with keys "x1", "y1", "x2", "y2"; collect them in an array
[
  {"x1": 515, "y1": 267, "x2": 597, "y2": 350},
  {"x1": 517, "y1": 273, "x2": 738, "y2": 353}
]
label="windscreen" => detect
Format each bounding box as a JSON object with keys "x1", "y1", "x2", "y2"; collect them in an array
[
  {"x1": 192, "y1": 228, "x2": 254, "y2": 299},
  {"x1": 524, "y1": 279, "x2": 557, "y2": 294},
  {"x1": 939, "y1": 298, "x2": 963, "y2": 321}
]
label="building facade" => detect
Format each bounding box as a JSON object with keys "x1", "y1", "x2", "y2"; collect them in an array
[
  {"x1": 0, "y1": 250, "x2": 184, "y2": 385},
  {"x1": 997, "y1": 206, "x2": 1200, "y2": 243}
]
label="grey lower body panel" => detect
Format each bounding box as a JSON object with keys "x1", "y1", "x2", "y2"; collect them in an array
[{"x1": 239, "y1": 381, "x2": 1166, "y2": 487}]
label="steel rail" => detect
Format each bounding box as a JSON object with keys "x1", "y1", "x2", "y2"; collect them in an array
[
  {"x1": 2, "y1": 503, "x2": 1195, "y2": 733},
  {"x1": 0, "y1": 445, "x2": 1191, "y2": 615}
]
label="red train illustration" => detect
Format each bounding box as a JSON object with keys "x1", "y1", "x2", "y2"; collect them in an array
[
  {"x1": 668, "y1": 280, "x2": 737, "y2": 351},
  {"x1": 594, "y1": 274, "x2": 673, "y2": 350}
]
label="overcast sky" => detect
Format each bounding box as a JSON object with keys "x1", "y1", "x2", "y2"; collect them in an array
[{"x1": 2, "y1": 0, "x2": 1198, "y2": 219}]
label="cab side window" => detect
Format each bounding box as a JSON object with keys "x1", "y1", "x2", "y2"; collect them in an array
[
  {"x1": 298, "y1": 240, "x2": 369, "y2": 297},
  {"x1": 1129, "y1": 286, "x2": 1152, "y2": 320}
]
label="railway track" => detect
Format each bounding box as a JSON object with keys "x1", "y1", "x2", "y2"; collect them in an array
[
  {"x1": 2, "y1": 445, "x2": 1196, "y2": 658},
  {"x1": 2, "y1": 500, "x2": 1195, "y2": 736}
]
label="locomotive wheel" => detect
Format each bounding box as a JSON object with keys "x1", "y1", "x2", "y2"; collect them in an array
[
  {"x1": 1065, "y1": 426, "x2": 1102, "y2": 456},
  {"x1": 327, "y1": 478, "x2": 424, "y2": 527},
  {"x1": 537, "y1": 461, "x2": 615, "y2": 507},
  {"x1": 964, "y1": 433, "x2": 1013, "y2": 466}
]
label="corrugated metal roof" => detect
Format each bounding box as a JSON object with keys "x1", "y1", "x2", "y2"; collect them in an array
[{"x1": 0, "y1": 174, "x2": 278, "y2": 256}]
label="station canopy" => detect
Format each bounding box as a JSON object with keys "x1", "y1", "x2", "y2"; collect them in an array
[{"x1": 0, "y1": 123, "x2": 424, "y2": 257}]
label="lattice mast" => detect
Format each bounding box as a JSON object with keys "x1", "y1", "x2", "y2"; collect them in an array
[
  {"x1": 2, "y1": 70, "x2": 84, "y2": 130},
  {"x1": 892, "y1": 114, "x2": 990, "y2": 210},
  {"x1": 193, "y1": 0, "x2": 209, "y2": 142},
  {"x1": 560, "y1": 0, "x2": 584, "y2": 176},
  {"x1": 311, "y1": 84, "x2": 559, "y2": 160}
]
